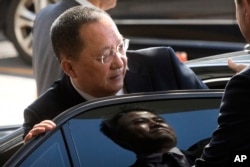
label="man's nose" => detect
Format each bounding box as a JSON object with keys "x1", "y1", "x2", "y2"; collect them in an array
[
  {"x1": 111, "y1": 52, "x2": 125, "y2": 68},
  {"x1": 149, "y1": 120, "x2": 162, "y2": 127}
]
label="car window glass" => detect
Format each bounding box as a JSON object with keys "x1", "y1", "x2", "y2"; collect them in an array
[
  {"x1": 66, "y1": 119, "x2": 135, "y2": 167},
  {"x1": 15, "y1": 95, "x2": 221, "y2": 166},
  {"x1": 63, "y1": 98, "x2": 220, "y2": 166},
  {"x1": 19, "y1": 131, "x2": 70, "y2": 167}
]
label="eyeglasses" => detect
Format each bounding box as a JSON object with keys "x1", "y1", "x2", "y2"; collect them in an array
[{"x1": 92, "y1": 38, "x2": 129, "y2": 64}]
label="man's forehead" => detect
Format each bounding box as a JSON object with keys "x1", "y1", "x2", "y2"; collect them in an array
[
  {"x1": 127, "y1": 111, "x2": 156, "y2": 117},
  {"x1": 79, "y1": 18, "x2": 122, "y2": 44},
  {"x1": 118, "y1": 111, "x2": 158, "y2": 124}
]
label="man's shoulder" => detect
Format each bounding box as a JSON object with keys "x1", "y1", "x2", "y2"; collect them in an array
[
  {"x1": 239, "y1": 65, "x2": 250, "y2": 75},
  {"x1": 26, "y1": 84, "x2": 64, "y2": 114},
  {"x1": 127, "y1": 47, "x2": 176, "y2": 68},
  {"x1": 26, "y1": 76, "x2": 84, "y2": 115},
  {"x1": 230, "y1": 65, "x2": 250, "y2": 82}
]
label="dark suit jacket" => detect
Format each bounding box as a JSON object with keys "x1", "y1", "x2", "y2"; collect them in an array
[
  {"x1": 32, "y1": 0, "x2": 82, "y2": 96},
  {"x1": 195, "y1": 66, "x2": 250, "y2": 167},
  {"x1": 23, "y1": 47, "x2": 207, "y2": 136}
]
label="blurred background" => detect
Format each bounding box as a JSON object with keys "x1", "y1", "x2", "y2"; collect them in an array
[{"x1": 0, "y1": 31, "x2": 35, "y2": 126}]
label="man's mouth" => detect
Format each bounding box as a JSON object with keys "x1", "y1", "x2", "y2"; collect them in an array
[
  {"x1": 150, "y1": 127, "x2": 172, "y2": 134},
  {"x1": 110, "y1": 69, "x2": 123, "y2": 80}
]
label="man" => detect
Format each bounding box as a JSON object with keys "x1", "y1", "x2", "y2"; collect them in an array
[
  {"x1": 24, "y1": 6, "x2": 207, "y2": 142},
  {"x1": 32, "y1": 0, "x2": 117, "y2": 96},
  {"x1": 100, "y1": 105, "x2": 192, "y2": 167},
  {"x1": 195, "y1": 0, "x2": 250, "y2": 166}
]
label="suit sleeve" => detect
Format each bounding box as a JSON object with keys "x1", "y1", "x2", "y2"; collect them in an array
[
  {"x1": 23, "y1": 108, "x2": 41, "y2": 138},
  {"x1": 195, "y1": 67, "x2": 250, "y2": 166}
]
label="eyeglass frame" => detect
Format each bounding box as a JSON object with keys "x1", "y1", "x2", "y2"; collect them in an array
[{"x1": 91, "y1": 38, "x2": 130, "y2": 64}]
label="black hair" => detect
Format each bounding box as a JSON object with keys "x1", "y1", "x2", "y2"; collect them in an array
[
  {"x1": 100, "y1": 104, "x2": 157, "y2": 150},
  {"x1": 50, "y1": 6, "x2": 111, "y2": 62}
]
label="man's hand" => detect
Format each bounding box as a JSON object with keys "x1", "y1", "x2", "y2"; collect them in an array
[
  {"x1": 228, "y1": 58, "x2": 247, "y2": 73},
  {"x1": 24, "y1": 120, "x2": 56, "y2": 143}
]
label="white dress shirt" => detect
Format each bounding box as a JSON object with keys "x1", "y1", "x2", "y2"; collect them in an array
[{"x1": 70, "y1": 78, "x2": 126, "y2": 100}]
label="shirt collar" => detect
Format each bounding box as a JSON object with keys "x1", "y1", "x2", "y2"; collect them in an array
[
  {"x1": 75, "y1": 0, "x2": 95, "y2": 7},
  {"x1": 136, "y1": 147, "x2": 185, "y2": 164},
  {"x1": 70, "y1": 78, "x2": 126, "y2": 100}
]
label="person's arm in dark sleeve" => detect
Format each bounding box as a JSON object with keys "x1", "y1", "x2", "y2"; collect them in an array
[{"x1": 196, "y1": 67, "x2": 250, "y2": 166}]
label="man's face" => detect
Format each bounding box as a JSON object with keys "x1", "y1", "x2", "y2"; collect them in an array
[
  {"x1": 101, "y1": 0, "x2": 117, "y2": 10},
  {"x1": 235, "y1": 0, "x2": 250, "y2": 42},
  {"x1": 118, "y1": 111, "x2": 177, "y2": 147},
  {"x1": 69, "y1": 16, "x2": 127, "y2": 97}
]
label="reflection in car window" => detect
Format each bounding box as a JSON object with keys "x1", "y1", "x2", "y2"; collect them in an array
[
  {"x1": 161, "y1": 109, "x2": 218, "y2": 149},
  {"x1": 20, "y1": 131, "x2": 71, "y2": 167},
  {"x1": 67, "y1": 119, "x2": 135, "y2": 167},
  {"x1": 12, "y1": 93, "x2": 223, "y2": 166},
  {"x1": 65, "y1": 109, "x2": 219, "y2": 166}
]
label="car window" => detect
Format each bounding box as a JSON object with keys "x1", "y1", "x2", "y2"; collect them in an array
[
  {"x1": 63, "y1": 109, "x2": 218, "y2": 166},
  {"x1": 64, "y1": 97, "x2": 219, "y2": 166},
  {"x1": 19, "y1": 131, "x2": 70, "y2": 167},
  {"x1": 10, "y1": 93, "x2": 222, "y2": 166}
]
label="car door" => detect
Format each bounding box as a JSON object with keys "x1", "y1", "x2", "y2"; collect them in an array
[{"x1": 4, "y1": 90, "x2": 223, "y2": 167}]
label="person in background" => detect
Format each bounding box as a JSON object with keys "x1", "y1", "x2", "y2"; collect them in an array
[
  {"x1": 32, "y1": 0, "x2": 117, "y2": 96},
  {"x1": 24, "y1": 6, "x2": 207, "y2": 143},
  {"x1": 195, "y1": 0, "x2": 250, "y2": 166},
  {"x1": 100, "y1": 105, "x2": 192, "y2": 167}
]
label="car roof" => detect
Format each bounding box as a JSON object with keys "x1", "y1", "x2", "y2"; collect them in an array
[{"x1": 185, "y1": 49, "x2": 250, "y2": 67}]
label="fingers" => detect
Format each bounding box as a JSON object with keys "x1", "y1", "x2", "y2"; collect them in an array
[
  {"x1": 227, "y1": 58, "x2": 237, "y2": 71},
  {"x1": 24, "y1": 120, "x2": 56, "y2": 143},
  {"x1": 24, "y1": 132, "x2": 33, "y2": 143},
  {"x1": 33, "y1": 120, "x2": 56, "y2": 129},
  {"x1": 227, "y1": 58, "x2": 247, "y2": 73}
]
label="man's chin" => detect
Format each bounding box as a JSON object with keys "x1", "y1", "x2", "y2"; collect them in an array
[{"x1": 111, "y1": 81, "x2": 124, "y2": 90}]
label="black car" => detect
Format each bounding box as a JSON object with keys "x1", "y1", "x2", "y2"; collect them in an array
[
  {"x1": 1, "y1": 89, "x2": 222, "y2": 166},
  {"x1": 0, "y1": 0, "x2": 245, "y2": 64}
]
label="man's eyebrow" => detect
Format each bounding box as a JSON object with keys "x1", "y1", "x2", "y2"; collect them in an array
[
  {"x1": 100, "y1": 38, "x2": 124, "y2": 52},
  {"x1": 130, "y1": 117, "x2": 148, "y2": 123},
  {"x1": 132, "y1": 117, "x2": 146, "y2": 121},
  {"x1": 153, "y1": 116, "x2": 166, "y2": 120}
]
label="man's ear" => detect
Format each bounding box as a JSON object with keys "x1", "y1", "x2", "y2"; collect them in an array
[{"x1": 61, "y1": 58, "x2": 77, "y2": 78}]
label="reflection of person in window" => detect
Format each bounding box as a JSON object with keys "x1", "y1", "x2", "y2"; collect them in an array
[{"x1": 100, "y1": 105, "x2": 193, "y2": 167}]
